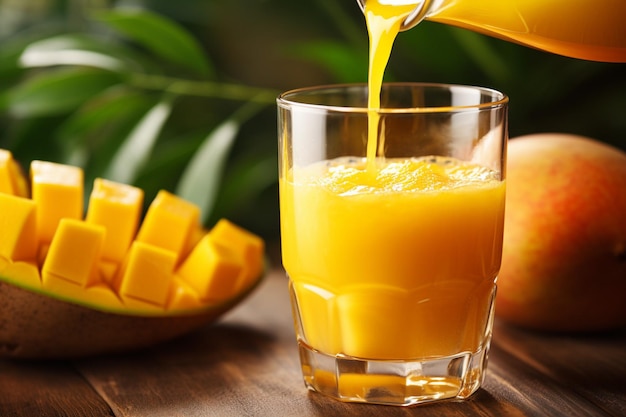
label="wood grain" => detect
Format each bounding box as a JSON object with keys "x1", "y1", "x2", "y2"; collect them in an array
[
  {"x1": 0, "y1": 360, "x2": 114, "y2": 417},
  {"x1": 0, "y1": 268, "x2": 624, "y2": 417}
]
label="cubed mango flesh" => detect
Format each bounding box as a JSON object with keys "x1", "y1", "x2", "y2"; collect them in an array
[
  {"x1": 0, "y1": 193, "x2": 37, "y2": 262},
  {"x1": 115, "y1": 241, "x2": 177, "y2": 308},
  {"x1": 167, "y1": 277, "x2": 202, "y2": 310},
  {"x1": 42, "y1": 276, "x2": 124, "y2": 309},
  {"x1": 42, "y1": 218, "x2": 105, "y2": 288},
  {"x1": 209, "y1": 219, "x2": 265, "y2": 289},
  {"x1": 0, "y1": 150, "x2": 28, "y2": 197},
  {"x1": 176, "y1": 234, "x2": 243, "y2": 301},
  {"x1": 0, "y1": 149, "x2": 265, "y2": 315},
  {"x1": 0, "y1": 260, "x2": 41, "y2": 288},
  {"x1": 135, "y1": 190, "x2": 200, "y2": 263},
  {"x1": 31, "y1": 160, "x2": 84, "y2": 244},
  {"x1": 86, "y1": 178, "x2": 144, "y2": 263},
  {"x1": 37, "y1": 244, "x2": 50, "y2": 268},
  {"x1": 0, "y1": 150, "x2": 15, "y2": 195},
  {"x1": 97, "y1": 260, "x2": 119, "y2": 287}
]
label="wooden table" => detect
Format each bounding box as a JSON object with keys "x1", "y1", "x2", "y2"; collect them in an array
[{"x1": 1, "y1": 267, "x2": 625, "y2": 417}]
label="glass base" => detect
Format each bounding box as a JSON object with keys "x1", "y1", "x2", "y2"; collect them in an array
[{"x1": 297, "y1": 341, "x2": 490, "y2": 407}]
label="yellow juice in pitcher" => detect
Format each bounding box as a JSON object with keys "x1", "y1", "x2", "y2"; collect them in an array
[
  {"x1": 281, "y1": 157, "x2": 505, "y2": 360},
  {"x1": 357, "y1": 0, "x2": 626, "y2": 63},
  {"x1": 426, "y1": 0, "x2": 626, "y2": 62}
]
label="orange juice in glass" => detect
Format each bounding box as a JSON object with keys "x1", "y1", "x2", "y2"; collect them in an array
[{"x1": 278, "y1": 83, "x2": 508, "y2": 406}]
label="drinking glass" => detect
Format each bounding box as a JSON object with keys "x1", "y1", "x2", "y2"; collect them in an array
[{"x1": 277, "y1": 82, "x2": 508, "y2": 406}]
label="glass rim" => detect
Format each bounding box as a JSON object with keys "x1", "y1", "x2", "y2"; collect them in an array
[{"x1": 277, "y1": 82, "x2": 509, "y2": 114}]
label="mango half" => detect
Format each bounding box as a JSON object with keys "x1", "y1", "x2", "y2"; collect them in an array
[{"x1": 0, "y1": 149, "x2": 265, "y2": 358}]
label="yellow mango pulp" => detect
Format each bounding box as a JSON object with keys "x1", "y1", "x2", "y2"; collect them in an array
[
  {"x1": 0, "y1": 193, "x2": 37, "y2": 261},
  {"x1": 86, "y1": 178, "x2": 144, "y2": 263},
  {"x1": 209, "y1": 219, "x2": 265, "y2": 291},
  {"x1": 0, "y1": 152, "x2": 265, "y2": 315},
  {"x1": 31, "y1": 160, "x2": 84, "y2": 244},
  {"x1": 0, "y1": 150, "x2": 29, "y2": 197},
  {"x1": 167, "y1": 277, "x2": 203, "y2": 310},
  {"x1": 116, "y1": 241, "x2": 177, "y2": 308},
  {"x1": 0, "y1": 150, "x2": 16, "y2": 195},
  {"x1": 177, "y1": 234, "x2": 243, "y2": 301},
  {"x1": 135, "y1": 190, "x2": 201, "y2": 264},
  {"x1": 0, "y1": 258, "x2": 41, "y2": 288},
  {"x1": 42, "y1": 218, "x2": 105, "y2": 288}
]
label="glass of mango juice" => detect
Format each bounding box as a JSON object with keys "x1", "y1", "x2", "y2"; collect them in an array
[{"x1": 277, "y1": 83, "x2": 508, "y2": 406}]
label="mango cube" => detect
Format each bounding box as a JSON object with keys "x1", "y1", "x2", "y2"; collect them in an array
[
  {"x1": 86, "y1": 178, "x2": 144, "y2": 263},
  {"x1": 31, "y1": 160, "x2": 84, "y2": 244},
  {"x1": 0, "y1": 193, "x2": 37, "y2": 261},
  {"x1": 42, "y1": 218, "x2": 105, "y2": 288},
  {"x1": 0, "y1": 150, "x2": 28, "y2": 197},
  {"x1": 167, "y1": 277, "x2": 202, "y2": 310},
  {"x1": 0, "y1": 150, "x2": 15, "y2": 195},
  {"x1": 208, "y1": 219, "x2": 265, "y2": 289},
  {"x1": 135, "y1": 190, "x2": 200, "y2": 263},
  {"x1": 116, "y1": 241, "x2": 177, "y2": 307},
  {"x1": 176, "y1": 234, "x2": 243, "y2": 301}
]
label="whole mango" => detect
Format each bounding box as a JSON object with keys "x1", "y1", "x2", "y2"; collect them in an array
[{"x1": 497, "y1": 133, "x2": 626, "y2": 332}]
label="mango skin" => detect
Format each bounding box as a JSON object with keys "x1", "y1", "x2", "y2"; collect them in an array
[
  {"x1": 497, "y1": 134, "x2": 626, "y2": 332},
  {"x1": 0, "y1": 275, "x2": 261, "y2": 359}
]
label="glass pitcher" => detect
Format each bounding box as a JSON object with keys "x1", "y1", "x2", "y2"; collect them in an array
[{"x1": 357, "y1": 0, "x2": 626, "y2": 63}]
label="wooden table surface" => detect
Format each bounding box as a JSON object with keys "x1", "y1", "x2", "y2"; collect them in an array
[{"x1": 1, "y1": 266, "x2": 625, "y2": 417}]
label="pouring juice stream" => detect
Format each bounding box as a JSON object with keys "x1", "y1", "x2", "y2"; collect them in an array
[{"x1": 364, "y1": 1, "x2": 416, "y2": 169}]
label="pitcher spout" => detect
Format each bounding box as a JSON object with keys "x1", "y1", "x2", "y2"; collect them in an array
[{"x1": 355, "y1": 0, "x2": 431, "y2": 31}]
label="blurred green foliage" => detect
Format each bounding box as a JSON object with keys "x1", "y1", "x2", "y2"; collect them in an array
[{"x1": 1, "y1": 0, "x2": 625, "y2": 242}]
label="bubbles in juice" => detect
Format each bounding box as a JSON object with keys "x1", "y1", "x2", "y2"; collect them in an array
[{"x1": 301, "y1": 156, "x2": 501, "y2": 195}]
